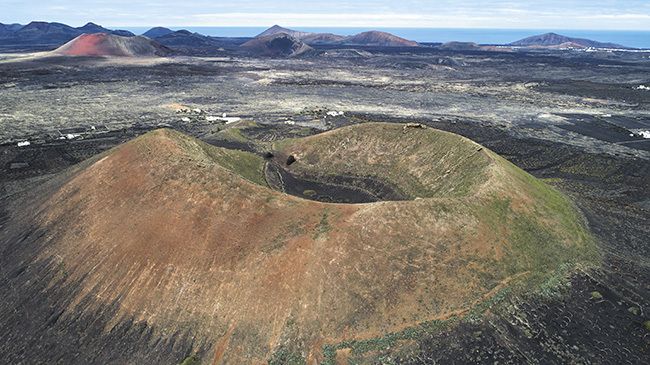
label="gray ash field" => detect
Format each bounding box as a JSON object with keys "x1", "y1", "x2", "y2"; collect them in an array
[{"x1": 1, "y1": 44, "x2": 649, "y2": 364}]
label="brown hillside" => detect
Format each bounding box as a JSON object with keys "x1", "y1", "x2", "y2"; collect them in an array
[{"x1": 0, "y1": 125, "x2": 596, "y2": 363}]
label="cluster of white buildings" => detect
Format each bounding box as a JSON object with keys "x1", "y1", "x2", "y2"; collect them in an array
[{"x1": 178, "y1": 108, "x2": 242, "y2": 124}]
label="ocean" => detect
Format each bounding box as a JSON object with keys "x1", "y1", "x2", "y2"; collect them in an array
[{"x1": 122, "y1": 27, "x2": 650, "y2": 49}]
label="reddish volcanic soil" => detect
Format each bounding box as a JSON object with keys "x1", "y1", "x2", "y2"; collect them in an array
[
  {"x1": 54, "y1": 33, "x2": 171, "y2": 57},
  {"x1": 59, "y1": 33, "x2": 110, "y2": 56}
]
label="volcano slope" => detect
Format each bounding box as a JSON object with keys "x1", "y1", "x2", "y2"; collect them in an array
[
  {"x1": 53, "y1": 33, "x2": 171, "y2": 57},
  {"x1": 0, "y1": 123, "x2": 597, "y2": 364}
]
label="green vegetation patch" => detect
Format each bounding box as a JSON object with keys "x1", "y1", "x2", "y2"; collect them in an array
[
  {"x1": 591, "y1": 291, "x2": 603, "y2": 300},
  {"x1": 313, "y1": 210, "x2": 332, "y2": 240},
  {"x1": 179, "y1": 355, "x2": 200, "y2": 365},
  {"x1": 203, "y1": 147, "x2": 266, "y2": 186},
  {"x1": 269, "y1": 346, "x2": 306, "y2": 365},
  {"x1": 558, "y1": 154, "x2": 621, "y2": 180},
  {"x1": 474, "y1": 193, "x2": 598, "y2": 287},
  {"x1": 302, "y1": 189, "x2": 317, "y2": 197},
  {"x1": 219, "y1": 127, "x2": 250, "y2": 143},
  {"x1": 159, "y1": 128, "x2": 267, "y2": 186},
  {"x1": 322, "y1": 317, "x2": 458, "y2": 365}
]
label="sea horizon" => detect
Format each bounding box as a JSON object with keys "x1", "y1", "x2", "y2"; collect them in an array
[{"x1": 119, "y1": 26, "x2": 650, "y2": 48}]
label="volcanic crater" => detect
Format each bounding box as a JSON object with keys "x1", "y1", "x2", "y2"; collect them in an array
[
  {"x1": 264, "y1": 123, "x2": 490, "y2": 204},
  {"x1": 0, "y1": 123, "x2": 598, "y2": 364}
]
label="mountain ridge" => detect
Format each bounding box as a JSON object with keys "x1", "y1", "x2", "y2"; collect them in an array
[
  {"x1": 1, "y1": 22, "x2": 632, "y2": 51},
  {"x1": 0, "y1": 21, "x2": 135, "y2": 47},
  {"x1": 254, "y1": 25, "x2": 420, "y2": 47}
]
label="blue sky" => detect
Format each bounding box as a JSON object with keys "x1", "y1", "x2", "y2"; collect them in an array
[{"x1": 1, "y1": 0, "x2": 649, "y2": 29}]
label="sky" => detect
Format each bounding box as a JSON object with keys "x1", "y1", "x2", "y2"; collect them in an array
[{"x1": 1, "y1": 0, "x2": 650, "y2": 30}]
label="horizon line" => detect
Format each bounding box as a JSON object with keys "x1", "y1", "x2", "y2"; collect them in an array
[
  {"x1": 118, "y1": 25, "x2": 650, "y2": 32},
  {"x1": 2, "y1": 21, "x2": 650, "y2": 32}
]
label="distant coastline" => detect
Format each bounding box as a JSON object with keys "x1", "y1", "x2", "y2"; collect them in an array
[{"x1": 119, "y1": 27, "x2": 650, "y2": 48}]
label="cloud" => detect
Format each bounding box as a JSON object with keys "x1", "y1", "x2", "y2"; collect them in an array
[
  {"x1": 189, "y1": 11, "x2": 542, "y2": 28},
  {"x1": 2, "y1": 0, "x2": 650, "y2": 30},
  {"x1": 578, "y1": 13, "x2": 650, "y2": 20}
]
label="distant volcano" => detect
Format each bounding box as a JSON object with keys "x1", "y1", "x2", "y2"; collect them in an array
[
  {"x1": 142, "y1": 26, "x2": 174, "y2": 39},
  {"x1": 241, "y1": 32, "x2": 313, "y2": 57},
  {"x1": 300, "y1": 32, "x2": 346, "y2": 45},
  {"x1": 76, "y1": 22, "x2": 134, "y2": 37},
  {"x1": 53, "y1": 33, "x2": 172, "y2": 57},
  {"x1": 255, "y1": 25, "x2": 419, "y2": 47},
  {"x1": 0, "y1": 21, "x2": 137, "y2": 48},
  {"x1": 152, "y1": 30, "x2": 221, "y2": 48},
  {"x1": 341, "y1": 31, "x2": 419, "y2": 47},
  {"x1": 256, "y1": 24, "x2": 312, "y2": 39},
  {"x1": 510, "y1": 32, "x2": 626, "y2": 49},
  {"x1": 0, "y1": 22, "x2": 22, "y2": 34}
]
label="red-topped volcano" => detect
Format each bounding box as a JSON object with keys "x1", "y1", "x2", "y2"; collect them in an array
[{"x1": 54, "y1": 33, "x2": 172, "y2": 57}]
